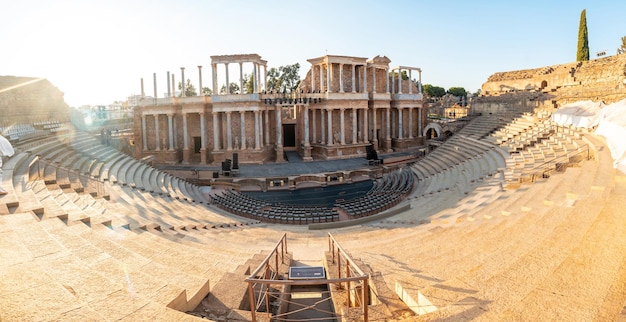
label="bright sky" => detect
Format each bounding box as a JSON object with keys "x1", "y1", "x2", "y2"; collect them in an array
[{"x1": 2, "y1": 0, "x2": 625, "y2": 107}]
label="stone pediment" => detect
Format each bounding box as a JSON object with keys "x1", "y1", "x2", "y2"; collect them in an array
[{"x1": 367, "y1": 55, "x2": 391, "y2": 66}]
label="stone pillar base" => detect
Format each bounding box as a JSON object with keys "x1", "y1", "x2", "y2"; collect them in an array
[
  {"x1": 182, "y1": 148, "x2": 191, "y2": 164},
  {"x1": 303, "y1": 145, "x2": 313, "y2": 161},
  {"x1": 200, "y1": 148, "x2": 207, "y2": 164},
  {"x1": 275, "y1": 146, "x2": 285, "y2": 162},
  {"x1": 385, "y1": 138, "x2": 393, "y2": 153}
]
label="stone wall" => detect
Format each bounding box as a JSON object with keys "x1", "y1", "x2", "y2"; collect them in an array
[
  {"x1": 472, "y1": 54, "x2": 626, "y2": 114},
  {"x1": 0, "y1": 76, "x2": 70, "y2": 125}
]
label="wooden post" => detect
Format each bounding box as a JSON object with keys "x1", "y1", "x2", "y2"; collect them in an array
[
  {"x1": 275, "y1": 250, "x2": 279, "y2": 273},
  {"x1": 362, "y1": 278, "x2": 369, "y2": 321},
  {"x1": 346, "y1": 263, "x2": 351, "y2": 307},
  {"x1": 337, "y1": 252, "x2": 342, "y2": 289},
  {"x1": 248, "y1": 283, "x2": 257, "y2": 322},
  {"x1": 265, "y1": 284, "x2": 270, "y2": 315}
]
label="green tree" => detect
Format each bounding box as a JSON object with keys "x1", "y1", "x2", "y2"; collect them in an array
[
  {"x1": 243, "y1": 73, "x2": 254, "y2": 94},
  {"x1": 447, "y1": 87, "x2": 467, "y2": 97},
  {"x1": 202, "y1": 87, "x2": 212, "y2": 96},
  {"x1": 220, "y1": 82, "x2": 240, "y2": 94},
  {"x1": 617, "y1": 36, "x2": 626, "y2": 54},
  {"x1": 423, "y1": 84, "x2": 446, "y2": 98},
  {"x1": 577, "y1": 9, "x2": 589, "y2": 61},
  {"x1": 266, "y1": 63, "x2": 301, "y2": 93},
  {"x1": 178, "y1": 79, "x2": 197, "y2": 97}
]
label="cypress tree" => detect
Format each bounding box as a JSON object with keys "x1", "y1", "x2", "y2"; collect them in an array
[{"x1": 577, "y1": 9, "x2": 589, "y2": 61}]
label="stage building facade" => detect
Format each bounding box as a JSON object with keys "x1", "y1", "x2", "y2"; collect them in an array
[{"x1": 134, "y1": 53, "x2": 426, "y2": 165}]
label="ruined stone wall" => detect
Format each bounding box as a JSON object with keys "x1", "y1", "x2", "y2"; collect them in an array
[
  {"x1": 0, "y1": 76, "x2": 70, "y2": 126},
  {"x1": 472, "y1": 54, "x2": 626, "y2": 114}
]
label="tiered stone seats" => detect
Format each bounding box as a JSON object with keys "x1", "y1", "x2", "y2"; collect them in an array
[
  {"x1": 335, "y1": 168, "x2": 413, "y2": 218},
  {"x1": 413, "y1": 134, "x2": 507, "y2": 197}
]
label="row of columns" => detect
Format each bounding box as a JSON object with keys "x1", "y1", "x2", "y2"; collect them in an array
[
  {"x1": 142, "y1": 62, "x2": 269, "y2": 99},
  {"x1": 211, "y1": 62, "x2": 267, "y2": 95},
  {"x1": 301, "y1": 107, "x2": 423, "y2": 147},
  {"x1": 311, "y1": 63, "x2": 394, "y2": 94},
  {"x1": 141, "y1": 114, "x2": 177, "y2": 151},
  {"x1": 141, "y1": 106, "x2": 424, "y2": 153}
]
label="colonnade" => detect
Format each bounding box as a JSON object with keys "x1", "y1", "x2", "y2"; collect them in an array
[{"x1": 140, "y1": 109, "x2": 270, "y2": 152}]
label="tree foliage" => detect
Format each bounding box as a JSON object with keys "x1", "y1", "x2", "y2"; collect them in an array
[
  {"x1": 447, "y1": 87, "x2": 467, "y2": 97},
  {"x1": 423, "y1": 84, "x2": 446, "y2": 98},
  {"x1": 220, "y1": 83, "x2": 240, "y2": 95},
  {"x1": 266, "y1": 63, "x2": 301, "y2": 93},
  {"x1": 202, "y1": 87, "x2": 212, "y2": 96},
  {"x1": 618, "y1": 36, "x2": 626, "y2": 54},
  {"x1": 178, "y1": 79, "x2": 197, "y2": 97},
  {"x1": 577, "y1": 9, "x2": 589, "y2": 61},
  {"x1": 243, "y1": 73, "x2": 254, "y2": 94}
]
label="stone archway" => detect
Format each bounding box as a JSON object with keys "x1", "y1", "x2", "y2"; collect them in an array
[
  {"x1": 423, "y1": 123, "x2": 442, "y2": 138},
  {"x1": 541, "y1": 80, "x2": 548, "y2": 89}
]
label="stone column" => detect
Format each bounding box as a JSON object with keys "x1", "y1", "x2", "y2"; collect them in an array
[
  {"x1": 140, "y1": 78, "x2": 145, "y2": 98},
  {"x1": 212, "y1": 63, "x2": 218, "y2": 94},
  {"x1": 319, "y1": 65, "x2": 323, "y2": 92},
  {"x1": 351, "y1": 65, "x2": 356, "y2": 93},
  {"x1": 352, "y1": 108, "x2": 357, "y2": 144},
  {"x1": 339, "y1": 109, "x2": 345, "y2": 145},
  {"x1": 398, "y1": 108, "x2": 403, "y2": 139},
  {"x1": 339, "y1": 63, "x2": 344, "y2": 92},
  {"x1": 363, "y1": 108, "x2": 369, "y2": 143},
  {"x1": 385, "y1": 68, "x2": 390, "y2": 93},
  {"x1": 182, "y1": 113, "x2": 188, "y2": 149},
  {"x1": 240, "y1": 111, "x2": 246, "y2": 150},
  {"x1": 264, "y1": 108, "x2": 270, "y2": 145},
  {"x1": 320, "y1": 109, "x2": 325, "y2": 144},
  {"x1": 363, "y1": 66, "x2": 367, "y2": 93},
  {"x1": 372, "y1": 67, "x2": 377, "y2": 93},
  {"x1": 303, "y1": 105, "x2": 310, "y2": 147},
  {"x1": 259, "y1": 110, "x2": 264, "y2": 147},
  {"x1": 200, "y1": 113, "x2": 206, "y2": 150},
  {"x1": 167, "y1": 113, "x2": 174, "y2": 151},
  {"x1": 327, "y1": 109, "x2": 333, "y2": 145},
  {"x1": 397, "y1": 68, "x2": 402, "y2": 94},
  {"x1": 385, "y1": 108, "x2": 391, "y2": 140},
  {"x1": 372, "y1": 108, "x2": 378, "y2": 145},
  {"x1": 327, "y1": 63, "x2": 332, "y2": 93},
  {"x1": 408, "y1": 107, "x2": 413, "y2": 139},
  {"x1": 312, "y1": 108, "x2": 317, "y2": 143},
  {"x1": 391, "y1": 70, "x2": 395, "y2": 94},
  {"x1": 153, "y1": 73, "x2": 157, "y2": 101},
  {"x1": 200, "y1": 112, "x2": 207, "y2": 163},
  {"x1": 264, "y1": 65, "x2": 268, "y2": 92},
  {"x1": 182, "y1": 113, "x2": 189, "y2": 162},
  {"x1": 239, "y1": 62, "x2": 244, "y2": 94},
  {"x1": 275, "y1": 107, "x2": 284, "y2": 162},
  {"x1": 418, "y1": 107, "x2": 423, "y2": 137},
  {"x1": 171, "y1": 74, "x2": 176, "y2": 97},
  {"x1": 154, "y1": 114, "x2": 160, "y2": 151},
  {"x1": 225, "y1": 63, "x2": 230, "y2": 94},
  {"x1": 167, "y1": 71, "x2": 171, "y2": 97},
  {"x1": 254, "y1": 111, "x2": 260, "y2": 150},
  {"x1": 226, "y1": 111, "x2": 232, "y2": 150},
  {"x1": 408, "y1": 69, "x2": 412, "y2": 94},
  {"x1": 180, "y1": 67, "x2": 185, "y2": 97},
  {"x1": 311, "y1": 65, "x2": 316, "y2": 92},
  {"x1": 213, "y1": 112, "x2": 220, "y2": 150},
  {"x1": 141, "y1": 114, "x2": 148, "y2": 150},
  {"x1": 418, "y1": 70, "x2": 422, "y2": 93},
  {"x1": 253, "y1": 63, "x2": 258, "y2": 93},
  {"x1": 198, "y1": 66, "x2": 203, "y2": 96}
]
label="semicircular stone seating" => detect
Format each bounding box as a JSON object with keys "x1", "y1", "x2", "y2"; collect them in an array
[{"x1": 1, "y1": 116, "x2": 625, "y2": 321}]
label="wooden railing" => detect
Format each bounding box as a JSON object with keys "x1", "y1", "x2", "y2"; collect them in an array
[{"x1": 244, "y1": 233, "x2": 371, "y2": 321}]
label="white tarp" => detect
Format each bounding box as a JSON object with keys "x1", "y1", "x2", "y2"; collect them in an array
[
  {"x1": 595, "y1": 99, "x2": 626, "y2": 174},
  {"x1": 0, "y1": 135, "x2": 14, "y2": 157},
  {"x1": 551, "y1": 100, "x2": 604, "y2": 129}
]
